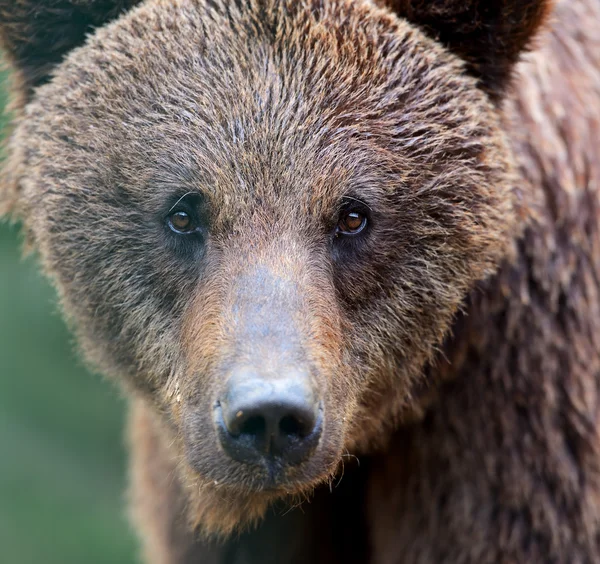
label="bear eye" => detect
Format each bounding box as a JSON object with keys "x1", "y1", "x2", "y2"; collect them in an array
[
  {"x1": 163, "y1": 193, "x2": 207, "y2": 248},
  {"x1": 167, "y1": 210, "x2": 196, "y2": 234},
  {"x1": 337, "y1": 210, "x2": 368, "y2": 236}
]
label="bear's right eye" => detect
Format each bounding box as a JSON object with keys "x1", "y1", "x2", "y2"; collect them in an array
[
  {"x1": 168, "y1": 211, "x2": 195, "y2": 234},
  {"x1": 164, "y1": 193, "x2": 206, "y2": 239}
]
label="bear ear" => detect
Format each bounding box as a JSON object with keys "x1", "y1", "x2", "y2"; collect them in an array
[
  {"x1": 0, "y1": 0, "x2": 142, "y2": 101},
  {"x1": 0, "y1": 1, "x2": 140, "y2": 219},
  {"x1": 387, "y1": 0, "x2": 553, "y2": 97}
]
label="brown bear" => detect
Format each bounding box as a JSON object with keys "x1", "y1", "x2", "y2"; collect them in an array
[{"x1": 1, "y1": 0, "x2": 599, "y2": 562}]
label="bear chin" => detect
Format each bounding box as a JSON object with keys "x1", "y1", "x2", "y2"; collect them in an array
[{"x1": 181, "y1": 452, "x2": 344, "y2": 537}]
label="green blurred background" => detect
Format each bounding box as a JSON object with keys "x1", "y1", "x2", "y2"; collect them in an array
[{"x1": 0, "y1": 73, "x2": 137, "y2": 562}]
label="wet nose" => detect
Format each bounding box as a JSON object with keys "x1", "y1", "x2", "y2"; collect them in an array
[{"x1": 216, "y1": 370, "x2": 322, "y2": 466}]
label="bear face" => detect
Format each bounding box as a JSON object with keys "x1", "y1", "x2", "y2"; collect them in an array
[{"x1": 1, "y1": 0, "x2": 548, "y2": 537}]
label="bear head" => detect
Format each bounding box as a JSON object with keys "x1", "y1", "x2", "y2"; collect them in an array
[{"x1": 0, "y1": 0, "x2": 550, "y2": 535}]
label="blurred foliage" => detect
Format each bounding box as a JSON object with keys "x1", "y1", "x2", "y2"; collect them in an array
[{"x1": 0, "y1": 74, "x2": 137, "y2": 562}]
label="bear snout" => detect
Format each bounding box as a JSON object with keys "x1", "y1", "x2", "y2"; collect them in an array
[
  {"x1": 180, "y1": 251, "x2": 345, "y2": 491},
  {"x1": 214, "y1": 367, "x2": 323, "y2": 469}
]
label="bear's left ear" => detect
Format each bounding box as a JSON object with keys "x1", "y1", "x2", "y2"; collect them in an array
[
  {"x1": 0, "y1": 0, "x2": 142, "y2": 101},
  {"x1": 386, "y1": 0, "x2": 553, "y2": 98}
]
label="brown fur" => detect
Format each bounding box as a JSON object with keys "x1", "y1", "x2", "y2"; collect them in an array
[
  {"x1": 1, "y1": 0, "x2": 599, "y2": 562},
  {"x1": 367, "y1": 3, "x2": 600, "y2": 561}
]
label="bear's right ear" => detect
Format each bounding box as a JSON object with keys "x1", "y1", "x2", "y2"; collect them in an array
[
  {"x1": 0, "y1": 0, "x2": 142, "y2": 102},
  {"x1": 0, "y1": 1, "x2": 141, "y2": 218}
]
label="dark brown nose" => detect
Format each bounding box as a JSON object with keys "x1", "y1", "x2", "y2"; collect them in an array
[{"x1": 216, "y1": 369, "x2": 322, "y2": 466}]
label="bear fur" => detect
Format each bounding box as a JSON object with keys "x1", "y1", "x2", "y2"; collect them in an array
[{"x1": 1, "y1": 0, "x2": 599, "y2": 562}]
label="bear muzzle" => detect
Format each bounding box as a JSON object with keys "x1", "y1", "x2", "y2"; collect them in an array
[{"x1": 181, "y1": 256, "x2": 344, "y2": 490}]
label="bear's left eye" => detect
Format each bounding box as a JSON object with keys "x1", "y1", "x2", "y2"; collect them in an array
[
  {"x1": 337, "y1": 210, "x2": 367, "y2": 236},
  {"x1": 335, "y1": 205, "x2": 369, "y2": 237}
]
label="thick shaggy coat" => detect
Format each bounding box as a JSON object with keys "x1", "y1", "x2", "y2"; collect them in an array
[{"x1": 1, "y1": 0, "x2": 599, "y2": 562}]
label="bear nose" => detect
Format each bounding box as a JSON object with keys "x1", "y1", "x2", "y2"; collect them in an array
[{"x1": 216, "y1": 370, "x2": 322, "y2": 466}]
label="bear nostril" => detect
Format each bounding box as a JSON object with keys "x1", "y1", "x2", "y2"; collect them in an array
[
  {"x1": 237, "y1": 414, "x2": 266, "y2": 438},
  {"x1": 234, "y1": 412, "x2": 309, "y2": 441},
  {"x1": 279, "y1": 414, "x2": 307, "y2": 437},
  {"x1": 216, "y1": 372, "x2": 322, "y2": 466}
]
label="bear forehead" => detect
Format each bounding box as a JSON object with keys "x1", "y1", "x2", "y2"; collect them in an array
[{"x1": 22, "y1": 0, "x2": 495, "y2": 226}]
